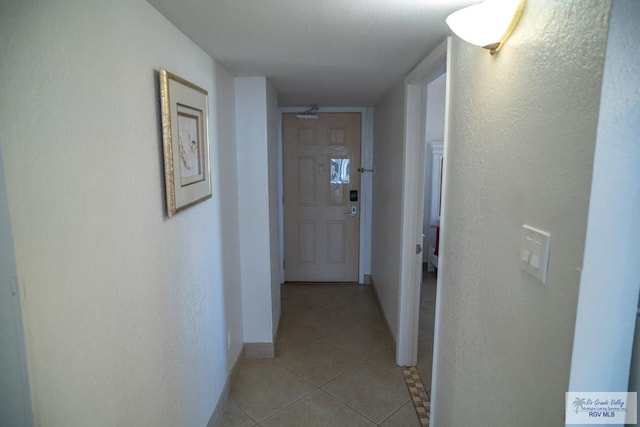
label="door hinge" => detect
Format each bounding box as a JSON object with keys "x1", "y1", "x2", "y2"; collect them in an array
[{"x1": 416, "y1": 244, "x2": 423, "y2": 254}]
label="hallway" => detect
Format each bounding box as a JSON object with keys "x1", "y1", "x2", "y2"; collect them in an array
[{"x1": 220, "y1": 275, "x2": 437, "y2": 426}]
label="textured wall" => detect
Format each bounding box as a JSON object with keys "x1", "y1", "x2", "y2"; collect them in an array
[
  {"x1": 0, "y1": 1, "x2": 242, "y2": 425},
  {"x1": 432, "y1": 1, "x2": 610, "y2": 425},
  {"x1": 0, "y1": 148, "x2": 32, "y2": 426},
  {"x1": 569, "y1": 0, "x2": 640, "y2": 394},
  {"x1": 235, "y1": 77, "x2": 275, "y2": 344},
  {"x1": 371, "y1": 81, "x2": 406, "y2": 341},
  {"x1": 425, "y1": 74, "x2": 446, "y2": 144},
  {"x1": 214, "y1": 61, "x2": 245, "y2": 375}
]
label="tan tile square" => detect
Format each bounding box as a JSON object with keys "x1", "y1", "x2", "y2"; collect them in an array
[
  {"x1": 218, "y1": 402, "x2": 255, "y2": 427},
  {"x1": 230, "y1": 358, "x2": 315, "y2": 421},
  {"x1": 277, "y1": 322, "x2": 325, "y2": 348},
  {"x1": 260, "y1": 390, "x2": 375, "y2": 427},
  {"x1": 344, "y1": 298, "x2": 385, "y2": 325},
  {"x1": 279, "y1": 306, "x2": 352, "y2": 337},
  {"x1": 367, "y1": 346, "x2": 405, "y2": 378},
  {"x1": 380, "y1": 401, "x2": 421, "y2": 427},
  {"x1": 279, "y1": 338, "x2": 362, "y2": 386},
  {"x1": 345, "y1": 283, "x2": 376, "y2": 299},
  {"x1": 280, "y1": 298, "x2": 312, "y2": 317},
  {"x1": 322, "y1": 362, "x2": 410, "y2": 423},
  {"x1": 328, "y1": 294, "x2": 380, "y2": 321},
  {"x1": 307, "y1": 307, "x2": 354, "y2": 333},
  {"x1": 274, "y1": 336, "x2": 301, "y2": 359},
  {"x1": 324, "y1": 322, "x2": 393, "y2": 358}
]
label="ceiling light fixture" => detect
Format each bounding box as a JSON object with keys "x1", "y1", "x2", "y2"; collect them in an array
[{"x1": 446, "y1": 0, "x2": 526, "y2": 55}]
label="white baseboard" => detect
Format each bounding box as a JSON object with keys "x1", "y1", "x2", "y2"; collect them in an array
[
  {"x1": 369, "y1": 276, "x2": 397, "y2": 350},
  {"x1": 206, "y1": 346, "x2": 243, "y2": 427},
  {"x1": 244, "y1": 342, "x2": 275, "y2": 358}
]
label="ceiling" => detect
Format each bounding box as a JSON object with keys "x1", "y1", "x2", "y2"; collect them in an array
[{"x1": 147, "y1": 0, "x2": 475, "y2": 107}]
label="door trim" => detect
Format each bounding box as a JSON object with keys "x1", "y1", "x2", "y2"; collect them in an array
[
  {"x1": 396, "y1": 38, "x2": 449, "y2": 374},
  {"x1": 278, "y1": 107, "x2": 373, "y2": 284}
]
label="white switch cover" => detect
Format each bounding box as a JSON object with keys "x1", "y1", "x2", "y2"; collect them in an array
[{"x1": 520, "y1": 225, "x2": 551, "y2": 283}]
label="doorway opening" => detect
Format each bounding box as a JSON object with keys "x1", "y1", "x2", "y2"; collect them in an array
[
  {"x1": 278, "y1": 107, "x2": 374, "y2": 285},
  {"x1": 415, "y1": 73, "x2": 446, "y2": 388},
  {"x1": 396, "y1": 39, "x2": 448, "y2": 368},
  {"x1": 395, "y1": 40, "x2": 451, "y2": 425},
  {"x1": 282, "y1": 112, "x2": 362, "y2": 283}
]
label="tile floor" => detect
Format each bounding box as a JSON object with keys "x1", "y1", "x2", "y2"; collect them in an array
[
  {"x1": 417, "y1": 272, "x2": 437, "y2": 388},
  {"x1": 220, "y1": 273, "x2": 437, "y2": 427}
]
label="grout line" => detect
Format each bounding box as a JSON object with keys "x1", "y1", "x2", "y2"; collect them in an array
[
  {"x1": 320, "y1": 362, "x2": 409, "y2": 425},
  {"x1": 377, "y1": 400, "x2": 413, "y2": 426},
  {"x1": 320, "y1": 388, "x2": 381, "y2": 426},
  {"x1": 256, "y1": 388, "x2": 315, "y2": 424},
  {"x1": 318, "y1": 360, "x2": 368, "y2": 389},
  {"x1": 316, "y1": 389, "x2": 383, "y2": 426},
  {"x1": 230, "y1": 401, "x2": 259, "y2": 426}
]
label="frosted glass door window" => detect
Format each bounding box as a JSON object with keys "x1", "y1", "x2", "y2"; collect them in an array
[{"x1": 330, "y1": 158, "x2": 350, "y2": 184}]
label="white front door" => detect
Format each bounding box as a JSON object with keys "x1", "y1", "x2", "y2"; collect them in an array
[{"x1": 283, "y1": 113, "x2": 361, "y2": 282}]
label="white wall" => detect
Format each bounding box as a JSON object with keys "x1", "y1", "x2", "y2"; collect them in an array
[
  {"x1": 235, "y1": 77, "x2": 277, "y2": 345},
  {"x1": 631, "y1": 319, "x2": 640, "y2": 393},
  {"x1": 0, "y1": 148, "x2": 32, "y2": 426},
  {"x1": 0, "y1": 1, "x2": 242, "y2": 425},
  {"x1": 569, "y1": 0, "x2": 640, "y2": 396},
  {"x1": 371, "y1": 82, "x2": 406, "y2": 341},
  {"x1": 425, "y1": 74, "x2": 446, "y2": 143},
  {"x1": 431, "y1": 1, "x2": 611, "y2": 425},
  {"x1": 214, "y1": 62, "x2": 245, "y2": 371},
  {"x1": 266, "y1": 81, "x2": 281, "y2": 338}
]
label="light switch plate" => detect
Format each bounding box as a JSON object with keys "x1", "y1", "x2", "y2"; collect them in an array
[{"x1": 520, "y1": 225, "x2": 551, "y2": 283}]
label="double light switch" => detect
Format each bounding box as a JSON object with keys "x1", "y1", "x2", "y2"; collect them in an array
[{"x1": 520, "y1": 225, "x2": 551, "y2": 284}]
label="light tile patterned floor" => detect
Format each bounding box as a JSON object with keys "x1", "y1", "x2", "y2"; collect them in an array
[
  {"x1": 220, "y1": 273, "x2": 437, "y2": 427},
  {"x1": 417, "y1": 272, "x2": 437, "y2": 389},
  {"x1": 403, "y1": 366, "x2": 430, "y2": 426}
]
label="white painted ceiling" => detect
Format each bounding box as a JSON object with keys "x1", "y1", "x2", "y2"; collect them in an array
[{"x1": 147, "y1": 0, "x2": 475, "y2": 106}]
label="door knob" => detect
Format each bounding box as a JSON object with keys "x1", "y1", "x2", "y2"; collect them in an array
[{"x1": 345, "y1": 206, "x2": 357, "y2": 217}]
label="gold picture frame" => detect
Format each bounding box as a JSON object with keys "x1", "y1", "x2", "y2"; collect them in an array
[{"x1": 159, "y1": 69, "x2": 212, "y2": 217}]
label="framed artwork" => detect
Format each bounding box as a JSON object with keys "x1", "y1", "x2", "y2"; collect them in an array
[{"x1": 159, "y1": 69, "x2": 212, "y2": 217}]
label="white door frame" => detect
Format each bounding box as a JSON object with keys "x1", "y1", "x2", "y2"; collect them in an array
[
  {"x1": 0, "y1": 148, "x2": 33, "y2": 426},
  {"x1": 568, "y1": 0, "x2": 640, "y2": 396},
  {"x1": 278, "y1": 107, "x2": 374, "y2": 284},
  {"x1": 396, "y1": 39, "x2": 449, "y2": 368}
]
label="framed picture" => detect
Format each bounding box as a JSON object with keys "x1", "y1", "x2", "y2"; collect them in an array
[{"x1": 159, "y1": 69, "x2": 212, "y2": 217}]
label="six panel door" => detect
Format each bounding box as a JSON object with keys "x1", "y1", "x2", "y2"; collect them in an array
[{"x1": 283, "y1": 113, "x2": 361, "y2": 282}]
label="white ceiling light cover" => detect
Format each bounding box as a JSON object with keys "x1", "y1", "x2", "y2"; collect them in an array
[{"x1": 446, "y1": 0, "x2": 525, "y2": 53}]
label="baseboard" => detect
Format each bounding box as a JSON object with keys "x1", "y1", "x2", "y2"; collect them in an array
[
  {"x1": 244, "y1": 342, "x2": 275, "y2": 358},
  {"x1": 368, "y1": 276, "x2": 397, "y2": 351},
  {"x1": 206, "y1": 346, "x2": 243, "y2": 427},
  {"x1": 272, "y1": 282, "x2": 282, "y2": 341}
]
